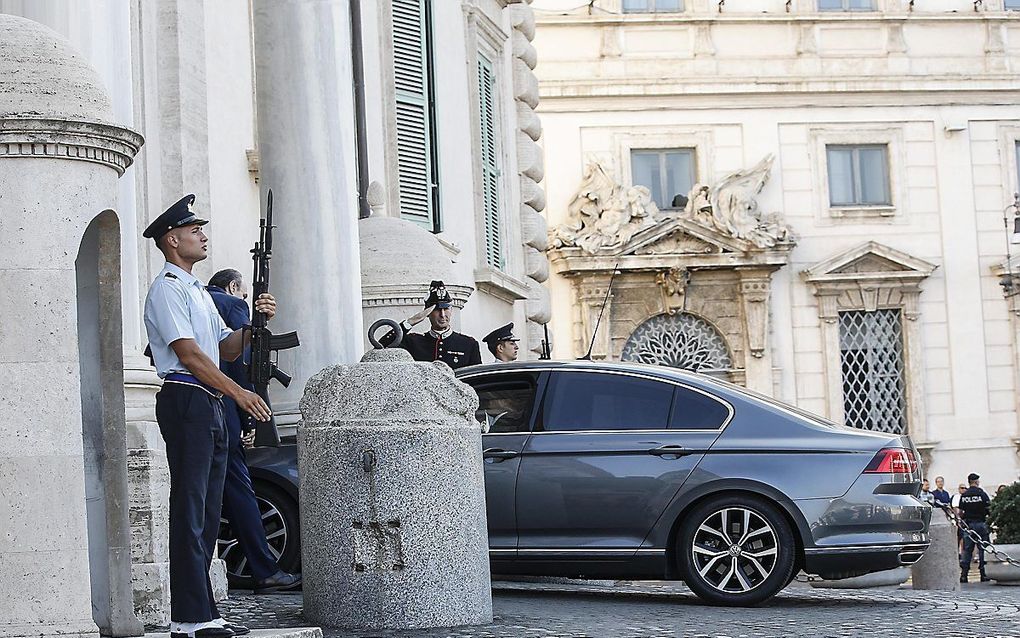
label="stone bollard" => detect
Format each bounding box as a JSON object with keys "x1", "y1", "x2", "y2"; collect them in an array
[
  {"x1": 912, "y1": 508, "x2": 960, "y2": 590},
  {"x1": 297, "y1": 348, "x2": 493, "y2": 629}
]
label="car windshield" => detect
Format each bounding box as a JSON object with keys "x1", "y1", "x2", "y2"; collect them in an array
[{"x1": 694, "y1": 375, "x2": 839, "y2": 429}]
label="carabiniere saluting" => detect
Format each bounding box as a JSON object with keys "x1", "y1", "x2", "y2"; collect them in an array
[{"x1": 378, "y1": 280, "x2": 482, "y2": 369}]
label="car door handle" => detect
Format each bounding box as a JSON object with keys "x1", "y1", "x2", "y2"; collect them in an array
[
  {"x1": 648, "y1": 445, "x2": 690, "y2": 458},
  {"x1": 483, "y1": 448, "x2": 519, "y2": 463}
]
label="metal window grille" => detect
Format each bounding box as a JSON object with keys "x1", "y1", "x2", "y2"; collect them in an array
[
  {"x1": 631, "y1": 149, "x2": 696, "y2": 209},
  {"x1": 838, "y1": 309, "x2": 907, "y2": 434},
  {"x1": 393, "y1": 0, "x2": 441, "y2": 232},
  {"x1": 621, "y1": 313, "x2": 732, "y2": 373},
  {"x1": 477, "y1": 54, "x2": 503, "y2": 270}
]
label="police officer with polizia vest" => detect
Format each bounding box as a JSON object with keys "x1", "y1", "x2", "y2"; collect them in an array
[
  {"x1": 958, "y1": 472, "x2": 993, "y2": 583},
  {"x1": 143, "y1": 195, "x2": 277, "y2": 638}
]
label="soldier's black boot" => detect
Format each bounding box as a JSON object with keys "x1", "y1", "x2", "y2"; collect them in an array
[
  {"x1": 980, "y1": 568, "x2": 991, "y2": 582},
  {"x1": 960, "y1": 567, "x2": 968, "y2": 583}
]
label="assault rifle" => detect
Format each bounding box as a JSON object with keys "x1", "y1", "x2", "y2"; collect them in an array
[{"x1": 248, "y1": 189, "x2": 300, "y2": 447}]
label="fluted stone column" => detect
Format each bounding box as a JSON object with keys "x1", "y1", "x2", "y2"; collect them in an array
[
  {"x1": 0, "y1": 13, "x2": 142, "y2": 638},
  {"x1": 252, "y1": 0, "x2": 365, "y2": 422}
]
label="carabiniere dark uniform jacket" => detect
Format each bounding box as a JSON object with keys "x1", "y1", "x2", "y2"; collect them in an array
[{"x1": 382, "y1": 328, "x2": 482, "y2": 370}]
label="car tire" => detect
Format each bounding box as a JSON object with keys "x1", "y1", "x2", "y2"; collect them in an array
[
  {"x1": 217, "y1": 481, "x2": 301, "y2": 589},
  {"x1": 676, "y1": 494, "x2": 796, "y2": 606}
]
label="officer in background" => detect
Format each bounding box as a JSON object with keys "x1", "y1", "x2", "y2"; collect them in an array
[
  {"x1": 482, "y1": 322, "x2": 520, "y2": 363},
  {"x1": 380, "y1": 280, "x2": 481, "y2": 369},
  {"x1": 143, "y1": 194, "x2": 275, "y2": 638},
  {"x1": 958, "y1": 472, "x2": 992, "y2": 583},
  {"x1": 206, "y1": 269, "x2": 301, "y2": 593}
]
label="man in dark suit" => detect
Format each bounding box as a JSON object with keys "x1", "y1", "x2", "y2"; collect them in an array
[
  {"x1": 379, "y1": 280, "x2": 482, "y2": 369},
  {"x1": 206, "y1": 269, "x2": 301, "y2": 593}
]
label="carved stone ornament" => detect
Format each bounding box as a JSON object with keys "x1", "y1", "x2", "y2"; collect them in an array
[
  {"x1": 686, "y1": 154, "x2": 792, "y2": 249},
  {"x1": 550, "y1": 156, "x2": 792, "y2": 256},
  {"x1": 549, "y1": 160, "x2": 661, "y2": 254},
  {"x1": 656, "y1": 267, "x2": 690, "y2": 316}
]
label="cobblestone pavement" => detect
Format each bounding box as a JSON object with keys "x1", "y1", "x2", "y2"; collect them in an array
[{"x1": 220, "y1": 578, "x2": 1020, "y2": 638}]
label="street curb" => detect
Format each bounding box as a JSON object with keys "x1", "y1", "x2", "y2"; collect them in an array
[{"x1": 146, "y1": 628, "x2": 322, "y2": 638}]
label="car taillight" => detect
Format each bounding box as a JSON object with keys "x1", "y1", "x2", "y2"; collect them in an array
[{"x1": 863, "y1": 448, "x2": 917, "y2": 474}]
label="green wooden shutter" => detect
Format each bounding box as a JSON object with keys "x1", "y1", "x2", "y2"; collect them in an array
[
  {"x1": 393, "y1": 0, "x2": 437, "y2": 230},
  {"x1": 477, "y1": 54, "x2": 503, "y2": 270}
]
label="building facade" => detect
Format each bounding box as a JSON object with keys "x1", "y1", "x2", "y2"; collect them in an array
[
  {"x1": 0, "y1": 0, "x2": 548, "y2": 635},
  {"x1": 534, "y1": 0, "x2": 1020, "y2": 487}
]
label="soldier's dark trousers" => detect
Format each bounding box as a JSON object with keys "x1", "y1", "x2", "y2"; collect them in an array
[
  {"x1": 207, "y1": 397, "x2": 279, "y2": 581},
  {"x1": 156, "y1": 383, "x2": 228, "y2": 623},
  {"x1": 959, "y1": 521, "x2": 991, "y2": 572}
]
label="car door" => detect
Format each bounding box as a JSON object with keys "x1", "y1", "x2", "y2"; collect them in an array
[
  {"x1": 462, "y1": 371, "x2": 543, "y2": 557},
  {"x1": 515, "y1": 370, "x2": 730, "y2": 557}
]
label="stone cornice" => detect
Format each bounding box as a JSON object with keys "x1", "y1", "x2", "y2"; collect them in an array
[
  {"x1": 549, "y1": 247, "x2": 792, "y2": 277},
  {"x1": 0, "y1": 116, "x2": 143, "y2": 176},
  {"x1": 535, "y1": 12, "x2": 1020, "y2": 27},
  {"x1": 362, "y1": 283, "x2": 474, "y2": 311}
]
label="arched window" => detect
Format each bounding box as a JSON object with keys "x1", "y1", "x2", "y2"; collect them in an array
[{"x1": 621, "y1": 313, "x2": 732, "y2": 372}]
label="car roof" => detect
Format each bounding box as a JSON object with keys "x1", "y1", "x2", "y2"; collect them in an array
[{"x1": 456, "y1": 359, "x2": 714, "y2": 385}]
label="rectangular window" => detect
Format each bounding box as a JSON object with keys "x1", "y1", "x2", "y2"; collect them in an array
[
  {"x1": 541, "y1": 372, "x2": 674, "y2": 432},
  {"x1": 393, "y1": 0, "x2": 441, "y2": 232},
  {"x1": 477, "y1": 53, "x2": 503, "y2": 270},
  {"x1": 1006, "y1": 0, "x2": 1020, "y2": 9},
  {"x1": 631, "y1": 149, "x2": 696, "y2": 209},
  {"x1": 838, "y1": 309, "x2": 907, "y2": 435},
  {"x1": 826, "y1": 144, "x2": 891, "y2": 206},
  {"x1": 818, "y1": 0, "x2": 875, "y2": 10},
  {"x1": 623, "y1": 0, "x2": 684, "y2": 12}
]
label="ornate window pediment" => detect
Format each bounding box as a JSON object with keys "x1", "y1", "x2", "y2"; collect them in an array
[
  {"x1": 802, "y1": 241, "x2": 937, "y2": 318},
  {"x1": 803, "y1": 241, "x2": 937, "y2": 283}
]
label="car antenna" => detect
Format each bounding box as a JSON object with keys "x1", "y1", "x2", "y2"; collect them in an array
[{"x1": 579, "y1": 262, "x2": 619, "y2": 361}]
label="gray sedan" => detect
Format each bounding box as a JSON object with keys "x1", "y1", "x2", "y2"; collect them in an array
[{"x1": 460, "y1": 360, "x2": 930, "y2": 606}]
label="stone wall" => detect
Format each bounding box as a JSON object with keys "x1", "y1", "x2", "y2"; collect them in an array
[{"x1": 510, "y1": 1, "x2": 552, "y2": 355}]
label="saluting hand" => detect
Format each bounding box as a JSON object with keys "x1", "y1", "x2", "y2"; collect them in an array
[
  {"x1": 408, "y1": 304, "x2": 436, "y2": 326},
  {"x1": 235, "y1": 389, "x2": 273, "y2": 422},
  {"x1": 254, "y1": 293, "x2": 276, "y2": 321}
]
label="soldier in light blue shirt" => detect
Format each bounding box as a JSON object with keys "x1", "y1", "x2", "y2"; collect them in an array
[{"x1": 142, "y1": 194, "x2": 276, "y2": 638}]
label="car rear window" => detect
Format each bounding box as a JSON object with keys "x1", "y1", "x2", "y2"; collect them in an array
[
  {"x1": 670, "y1": 386, "x2": 730, "y2": 430},
  {"x1": 541, "y1": 372, "x2": 673, "y2": 431}
]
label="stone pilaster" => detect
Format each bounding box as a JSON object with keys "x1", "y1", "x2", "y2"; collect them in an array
[
  {"x1": 738, "y1": 270, "x2": 774, "y2": 394},
  {"x1": 123, "y1": 356, "x2": 168, "y2": 628},
  {"x1": 509, "y1": 1, "x2": 551, "y2": 357}
]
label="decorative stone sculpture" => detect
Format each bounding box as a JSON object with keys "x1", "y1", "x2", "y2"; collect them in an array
[
  {"x1": 689, "y1": 154, "x2": 792, "y2": 249},
  {"x1": 297, "y1": 348, "x2": 492, "y2": 629},
  {"x1": 550, "y1": 155, "x2": 793, "y2": 255},
  {"x1": 550, "y1": 160, "x2": 661, "y2": 253}
]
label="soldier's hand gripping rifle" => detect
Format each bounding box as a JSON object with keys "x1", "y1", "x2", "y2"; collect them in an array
[{"x1": 248, "y1": 189, "x2": 300, "y2": 447}]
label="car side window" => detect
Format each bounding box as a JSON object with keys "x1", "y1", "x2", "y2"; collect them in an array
[
  {"x1": 467, "y1": 373, "x2": 538, "y2": 434},
  {"x1": 541, "y1": 372, "x2": 673, "y2": 432},
  {"x1": 670, "y1": 386, "x2": 730, "y2": 430}
]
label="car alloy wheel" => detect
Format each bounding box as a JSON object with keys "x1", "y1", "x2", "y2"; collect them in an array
[
  {"x1": 677, "y1": 494, "x2": 795, "y2": 606},
  {"x1": 691, "y1": 506, "x2": 778, "y2": 593},
  {"x1": 216, "y1": 482, "x2": 300, "y2": 588}
]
